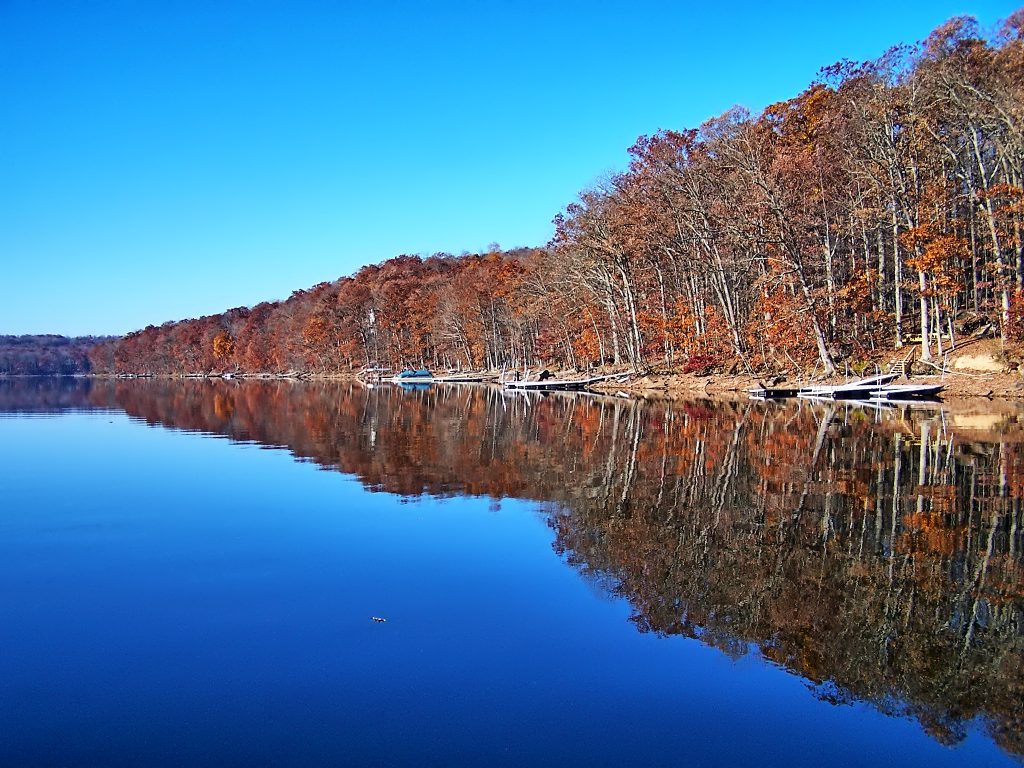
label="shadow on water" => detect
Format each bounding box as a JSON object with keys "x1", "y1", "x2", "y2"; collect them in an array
[{"x1": 3, "y1": 376, "x2": 1022, "y2": 757}]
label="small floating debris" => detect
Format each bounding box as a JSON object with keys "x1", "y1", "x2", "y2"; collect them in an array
[{"x1": 370, "y1": 616, "x2": 387, "y2": 623}]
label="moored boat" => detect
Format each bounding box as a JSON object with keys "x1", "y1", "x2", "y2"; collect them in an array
[
  {"x1": 757, "y1": 373, "x2": 945, "y2": 402},
  {"x1": 796, "y1": 373, "x2": 899, "y2": 399},
  {"x1": 391, "y1": 368, "x2": 434, "y2": 384},
  {"x1": 868, "y1": 384, "x2": 945, "y2": 400}
]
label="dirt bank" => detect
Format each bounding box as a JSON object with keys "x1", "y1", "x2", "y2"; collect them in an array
[
  {"x1": 589, "y1": 339, "x2": 1024, "y2": 400},
  {"x1": 590, "y1": 369, "x2": 1024, "y2": 400}
]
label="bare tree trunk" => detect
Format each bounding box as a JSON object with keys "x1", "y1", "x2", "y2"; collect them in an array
[
  {"x1": 893, "y1": 206, "x2": 904, "y2": 348},
  {"x1": 919, "y1": 270, "x2": 932, "y2": 361}
]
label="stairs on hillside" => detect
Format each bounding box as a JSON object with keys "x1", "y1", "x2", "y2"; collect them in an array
[{"x1": 887, "y1": 349, "x2": 916, "y2": 379}]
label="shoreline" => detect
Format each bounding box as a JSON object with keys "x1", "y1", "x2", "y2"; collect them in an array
[
  {"x1": 590, "y1": 370, "x2": 1024, "y2": 400},
  {"x1": 43, "y1": 367, "x2": 1024, "y2": 400}
]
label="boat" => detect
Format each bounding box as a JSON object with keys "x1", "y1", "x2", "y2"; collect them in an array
[
  {"x1": 796, "y1": 373, "x2": 899, "y2": 399},
  {"x1": 868, "y1": 384, "x2": 945, "y2": 400},
  {"x1": 796, "y1": 379, "x2": 944, "y2": 402},
  {"x1": 503, "y1": 372, "x2": 628, "y2": 392},
  {"x1": 751, "y1": 373, "x2": 900, "y2": 400},
  {"x1": 391, "y1": 368, "x2": 434, "y2": 384}
]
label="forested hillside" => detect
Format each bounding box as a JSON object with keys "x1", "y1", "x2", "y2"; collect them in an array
[
  {"x1": 0, "y1": 336, "x2": 111, "y2": 376},
  {"x1": 92, "y1": 13, "x2": 1024, "y2": 376}
]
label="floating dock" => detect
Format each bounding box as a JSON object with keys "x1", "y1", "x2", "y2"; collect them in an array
[
  {"x1": 503, "y1": 373, "x2": 627, "y2": 392},
  {"x1": 749, "y1": 373, "x2": 943, "y2": 402}
]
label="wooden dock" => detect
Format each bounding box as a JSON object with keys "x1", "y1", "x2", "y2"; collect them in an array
[
  {"x1": 503, "y1": 372, "x2": 627, "y2": 392},
  {"x1": 747, "y1": 387, "x2": 801, "y2": 399}
]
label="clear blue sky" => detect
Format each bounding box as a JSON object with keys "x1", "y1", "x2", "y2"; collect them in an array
[{"x1": 1, "y1": 0, "x2": 1019, "y2": 336}]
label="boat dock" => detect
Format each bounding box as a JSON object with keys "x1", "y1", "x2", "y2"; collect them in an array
[
  {"x1": 748, "y1": 373, "x2": 943, "y2": 402},
  {"x1": 503, "y1": 372, "x2": 628, "y2": 392},
  {"x1": 748, "y1": 387, "x2": 801, "y2": 399}
]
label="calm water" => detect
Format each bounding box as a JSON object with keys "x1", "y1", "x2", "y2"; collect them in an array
[{"x1": 0, "y1": 378, "x2": 1021, "y2": 767}]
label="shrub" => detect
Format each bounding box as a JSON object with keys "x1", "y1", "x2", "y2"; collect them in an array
[{"x1": 681, "y1": 354, "x2": 720, "y2": 375}]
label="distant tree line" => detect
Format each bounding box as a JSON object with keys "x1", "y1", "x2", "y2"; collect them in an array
[
  {"x1": 0, "y1": 335, "x2": 112, "y2": 376},
  {"x1": 92, "y1": 13, "x2": 1024, "y2": 376}
]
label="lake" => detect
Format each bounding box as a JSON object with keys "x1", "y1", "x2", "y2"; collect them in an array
[{"x1": 0, "y1": 378, "x2": 1021, "y2": 766}]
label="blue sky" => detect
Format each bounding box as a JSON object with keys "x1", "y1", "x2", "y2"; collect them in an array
[{"x1": 1, "y1": 1, "x2": 1019, "y2": 336}]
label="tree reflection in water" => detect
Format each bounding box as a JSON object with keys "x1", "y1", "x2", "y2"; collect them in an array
[{"x1": 4, "y1": 377, "x2": 1021, "y2": 756}]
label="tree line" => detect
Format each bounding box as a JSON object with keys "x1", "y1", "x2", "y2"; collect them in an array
[
  {"x1": 0, "y1": 335, "x2": 112, "y2": 376},
  {"x1": 91, "y1": 13, "x2": 1024, "y2": 376}
]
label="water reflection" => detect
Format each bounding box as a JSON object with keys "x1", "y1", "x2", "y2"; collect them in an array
[{"x1": 2, "y1": 377, "x2": 1022, "y2": 757}]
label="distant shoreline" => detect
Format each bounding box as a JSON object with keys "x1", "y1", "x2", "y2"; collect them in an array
[{"x1": 32, "y1": 367, "x2": 1020, "y2": 400}]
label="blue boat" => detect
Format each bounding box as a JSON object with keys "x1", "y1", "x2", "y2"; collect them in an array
[{"x1": 391, "y1": 369, "x2": 434, "y2": 384}]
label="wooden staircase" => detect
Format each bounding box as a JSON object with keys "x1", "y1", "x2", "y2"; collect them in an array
[{"x1": 887, "y1": 349, "x2": 916, "y2": 379}]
